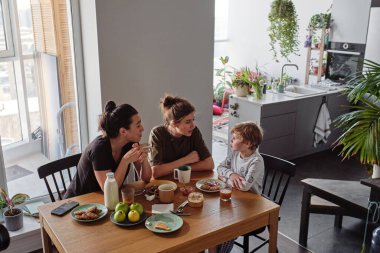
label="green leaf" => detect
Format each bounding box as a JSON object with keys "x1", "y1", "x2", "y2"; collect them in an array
[{"x1": 11, "y1": 194, "x2": 30, "y2": 205}]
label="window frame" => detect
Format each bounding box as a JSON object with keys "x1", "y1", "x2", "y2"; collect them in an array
[{"x1": 0, "y1": 0, "x2": 15, "y2": 57}]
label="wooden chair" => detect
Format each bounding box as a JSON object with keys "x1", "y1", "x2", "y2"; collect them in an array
[
  {"x1": 37, "y1": 153, "x2": 81, "y2": 202},
  {"x1": 234, "y1": 153, "x2": 296, "y2": 253}
]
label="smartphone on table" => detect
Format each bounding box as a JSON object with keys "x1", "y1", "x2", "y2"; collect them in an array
[{"x1": 51, "y1": 201, "x2": 79, "y2": 216}]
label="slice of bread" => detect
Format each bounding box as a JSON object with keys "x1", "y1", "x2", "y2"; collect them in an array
[{"x1": 154, "y1": 222, "x2": 171, "y2": 231}]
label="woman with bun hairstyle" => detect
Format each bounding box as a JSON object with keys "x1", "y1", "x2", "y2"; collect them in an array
[
  {"x1": 149, "y1": 95, "x2": 214, "y2": 178},
  {"x1": 65, "y1": 101, "x2": 151, "y2": 198}
]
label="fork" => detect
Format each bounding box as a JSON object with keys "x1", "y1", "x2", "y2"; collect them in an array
[{"x1": 175, "y1": 200, "x2": 188, "y2": 213}]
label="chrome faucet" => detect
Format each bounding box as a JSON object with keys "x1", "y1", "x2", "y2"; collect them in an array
[{"x1": 280, "y1": 64, "x2": 299, "y2": 87}]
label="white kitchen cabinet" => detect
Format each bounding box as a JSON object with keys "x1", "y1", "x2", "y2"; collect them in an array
[{"x1": 330, "y1": 0, "x2": 371, "y2": 44}]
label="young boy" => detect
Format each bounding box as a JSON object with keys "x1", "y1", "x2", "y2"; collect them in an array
[
  {"x1": 209, "y1": 122, "x2": 264, "y2": 253},
  {"x1": 218, "y1": 121, "x2": 264, "y2": 193}
]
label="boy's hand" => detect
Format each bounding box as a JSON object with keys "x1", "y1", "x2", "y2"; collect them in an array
[{"x1": 229, "y1": 173, "x2": 245, "y2": 190}]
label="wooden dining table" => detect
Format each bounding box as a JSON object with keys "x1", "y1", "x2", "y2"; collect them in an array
[{"x1": 38, "y1": 171, "x2": 280, "y2": 253}]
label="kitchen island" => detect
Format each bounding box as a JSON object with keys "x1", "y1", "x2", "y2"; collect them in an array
[{"x1": 228, "y1": 86, "x2": 349, "y2": 159}]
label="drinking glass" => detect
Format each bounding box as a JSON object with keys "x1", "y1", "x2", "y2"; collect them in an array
[
  {"x1": 121, "y1": 187, "x2": 135, "y2": 204},
  {"x1": 220, "y1": 185, "x2": 232, "y2": 202}
]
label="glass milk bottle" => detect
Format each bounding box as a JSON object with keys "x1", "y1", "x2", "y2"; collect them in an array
[{"x1": 104, "y1": 172, "x2": 119, "y2": 210}]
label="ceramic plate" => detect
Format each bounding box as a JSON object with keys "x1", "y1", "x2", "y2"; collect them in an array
[
  {"x1": 110, "y1": 211, "x2": 147, "y2": 227},
  {"x1": 145, "y1": 180, "x2": 178, "y2": 191},
  {"x1": 145, "y1": 213, "x2": 183, "y2": 233},
  {"x1": 196, "y1": 179, "x2": 226, "y2": 193},
  {"x1": 71, "y1": 203, "x2": 108, "y2": 222}
]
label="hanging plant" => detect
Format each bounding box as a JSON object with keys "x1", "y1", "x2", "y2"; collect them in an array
[{"x1": 268, "y1": 0, "x2": 300, "y2": 62}]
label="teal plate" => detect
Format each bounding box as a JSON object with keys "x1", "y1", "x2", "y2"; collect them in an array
[
  {"x1": 70, "y1": 203, "x2": 108, "y2": 222},
  {"x1": 196, "y1": 178, "x2": 226, "y2": 193},
  {"x1": 145, "y1": 213, "x2": 183, "y2": 233},
  {"x1": 110, "y1": 211, "x2": 147, "y2": 227}
]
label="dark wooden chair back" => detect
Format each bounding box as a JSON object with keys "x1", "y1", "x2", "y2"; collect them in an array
[
  {"x1": 261, "y1": 153, "x2": 296, "y2": 205},
  {"x1": 234, "y1": 153, "x2": 296, "y2": 253},
  {"x1": 37, "y1": 153, "x2": 81, "y2": 202}
]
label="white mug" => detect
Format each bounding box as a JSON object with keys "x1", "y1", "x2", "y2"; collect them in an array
[{"x1": 173, "y1": 166, "x2": 191, "y2": 184}]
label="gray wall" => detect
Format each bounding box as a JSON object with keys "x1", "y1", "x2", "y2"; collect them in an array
[{"x1": 80, "y1": 0, "x2": 215, "y2": 150}]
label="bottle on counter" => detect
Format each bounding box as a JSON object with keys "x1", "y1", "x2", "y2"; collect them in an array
[{"x1": 104, "y1": 172, "x2": 119, "y2": 210}]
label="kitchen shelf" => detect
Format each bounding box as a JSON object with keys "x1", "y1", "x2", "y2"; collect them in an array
[{"x1": 305, "y1": 29, "x2": 328, "y2": 84}]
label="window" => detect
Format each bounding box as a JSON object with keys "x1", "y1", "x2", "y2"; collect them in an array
[
  {"x1": 215, "y1": 0, "x2": 229, "y2": 41},
  {"x1": 0, "y1": 0, "x2": 14, "y2": 57},
  {"x1": 0, "y1": 0, "x2": 83, "y2": 200}
]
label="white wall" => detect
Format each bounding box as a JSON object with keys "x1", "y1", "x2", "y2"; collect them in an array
[
  {"x1": 215, "y1": 0, "x2": 332, "y2": 83},
  {"x1": 79, "y1": 0, "x2": 102, "y2": 141},
  {"x1": 81, "y1": 0, "x2": 215, "y2": 150}
]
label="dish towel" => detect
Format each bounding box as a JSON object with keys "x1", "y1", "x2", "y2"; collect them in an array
[{"x1": 314, "y1": 103, "x2": 331, "y2": 147}]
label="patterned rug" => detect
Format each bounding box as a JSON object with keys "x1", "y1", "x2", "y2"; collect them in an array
[{"x1": 5, "y1": 165, "x2": 33, "y2": 182}]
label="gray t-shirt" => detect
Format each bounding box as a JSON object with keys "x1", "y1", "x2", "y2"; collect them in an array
[
  {"x1": 148, "y1": 125, "x2": 211, "y2": 166},
  {"x1": 217, "y1": 150, "x2": 264, "y2": 193}
]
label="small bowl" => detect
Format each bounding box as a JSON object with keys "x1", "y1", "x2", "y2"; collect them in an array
[{"x1": 179, "y1": 186, "x2": 194, "y2": 196}]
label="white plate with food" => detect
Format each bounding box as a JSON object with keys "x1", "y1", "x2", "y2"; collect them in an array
[
  {"x1": 70, "y1": 203, "x2": 108, "y2": 222},
  {"x1": 195, "y1": 179, "x2": 226, "y2": 193}
]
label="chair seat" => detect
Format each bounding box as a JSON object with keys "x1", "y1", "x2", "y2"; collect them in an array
[{"x1": 311, "y1": 196, "x2": 340, "y2": 207}]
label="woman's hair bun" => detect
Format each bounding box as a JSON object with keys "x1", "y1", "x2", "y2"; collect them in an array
[
  {"x1": 105, "y1": 101, "x2": 117, "y2": 113},
  {"x1": 162, "y1": 95, "x2": 178, "y2": 108}
]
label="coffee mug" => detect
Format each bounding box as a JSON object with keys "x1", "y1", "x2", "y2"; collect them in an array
[
  {"x1": 158, "y1": 184, "x2": 175, "y2": 203},
  {"x1": 173, "y1": 166, "x2": 191, "y2": 184}
]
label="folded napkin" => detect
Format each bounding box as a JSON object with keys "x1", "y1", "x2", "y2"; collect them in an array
[
  {"x1": 314, "y1": 103, "x2": 331, "y2": 147},
  {"x1": 152, "y1": 204, "x2": 174, "y2": 214}
]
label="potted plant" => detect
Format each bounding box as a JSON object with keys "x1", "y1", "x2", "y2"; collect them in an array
[
  {"x1": 214, "y1": 56, "x2": 234, "y2": 106},
  {"x1": 0, "y1": 188, "x2": 30, "y2": 231},
  {"x1": 334, "y1": 60, "x2": 380, "y2": 178},
  {"x1": 232, "y1": 67, "x2": 253, "y2": 97},
  {"x1": 308, "y1": 11, "x2": 331, "y2": 48},
  {"x1": 268, "y1": 0, "x2": 299, "y2": 62}
]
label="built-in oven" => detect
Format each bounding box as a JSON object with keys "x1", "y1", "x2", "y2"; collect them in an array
[{"x1": 326, "y1": 42, "x2": 366, "y2": 83}]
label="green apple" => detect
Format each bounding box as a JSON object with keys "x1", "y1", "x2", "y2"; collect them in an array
[
  {"x1": 114, "y1": 210, "x2": 126, "y2": 222},
  {"x1": 115, "y1": 202, "x2": 128, "y2": 213},
  {"x1": 128, "y1": 210, "x2": 140, "y2": 222},
  {"x1": 129, "y1": 202, "x2": 144, "y2": 215}
]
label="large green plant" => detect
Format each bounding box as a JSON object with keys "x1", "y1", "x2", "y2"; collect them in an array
[
  {"x1": 334, "y1": 60, "x2": 380, "y2": 165},
  {"x1": 268, "y1": 0, "x2": 299, "y2": 62}
]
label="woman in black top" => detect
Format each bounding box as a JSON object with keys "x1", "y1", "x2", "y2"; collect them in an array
[{"x1": 65, "y1": 101, "x2": 151, "y2": 198}]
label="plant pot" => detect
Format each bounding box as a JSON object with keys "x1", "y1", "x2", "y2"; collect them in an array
[
  {"x1": 4, "y1": 208, "x2": 23, "y2": 231},
  {"x1": 234, "y1": 86, "x2": 249, "y2": 97},
  {"x1": 372, "y1": 164, "x2": 380, "y2": 179}
]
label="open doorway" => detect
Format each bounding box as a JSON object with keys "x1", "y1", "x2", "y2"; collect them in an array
[{"x1": 212, "y1": 0, "x2": 230, "y2": 145}]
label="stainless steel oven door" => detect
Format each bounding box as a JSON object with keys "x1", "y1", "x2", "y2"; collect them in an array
[{"x1": 326, "y1": 50, "x2": 364, "y2": 83}]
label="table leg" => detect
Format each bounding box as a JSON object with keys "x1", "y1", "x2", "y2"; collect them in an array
[
  {"x1": 268, "y1": 208, "x2": 279, "y2": 253},
  {"x1": 299, "y1": 187, "x2": 311, "y2": 247},
  {"x1": 40, "y1": 218, "x2": 52, "y2": 253}
]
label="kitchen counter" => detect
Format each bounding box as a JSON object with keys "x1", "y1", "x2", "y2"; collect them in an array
[
  {"x1": 228, "y1": 87, "x2": 349, "y2": 159},
  {"x1": 238, "y1": 85, "x2": 345, "y2": 106}
]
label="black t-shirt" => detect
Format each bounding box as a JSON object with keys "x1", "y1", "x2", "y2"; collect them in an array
[{"x1": 64, "y1": 136, "x2": 133, "y2": 198}]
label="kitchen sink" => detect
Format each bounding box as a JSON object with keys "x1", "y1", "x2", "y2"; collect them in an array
[{"x1": 269, "y1": 85, "x2": 327, "y2": 97}]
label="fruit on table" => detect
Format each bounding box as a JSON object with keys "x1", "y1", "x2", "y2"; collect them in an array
[
  {"x1": 128, "y1": 210, "x2": 140, "y2": 222},
  {"x1": 129, "y1": 202, "x2": 144, "y2": 215},
  {"x1": 114, "y1": 210, "x2": 126, "y2": 222},
  {"x1": 115, "y1": 202, "x2": 128, "y2": 214}
]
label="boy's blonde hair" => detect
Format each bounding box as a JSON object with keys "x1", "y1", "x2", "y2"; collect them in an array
[{"x1": 231, "y1": 121, "x2": 263, "y2": 150}]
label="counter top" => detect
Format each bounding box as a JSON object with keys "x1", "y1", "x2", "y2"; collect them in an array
[{"x1": 232, "y1": 86, "x2": 345, "y2": 106}]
